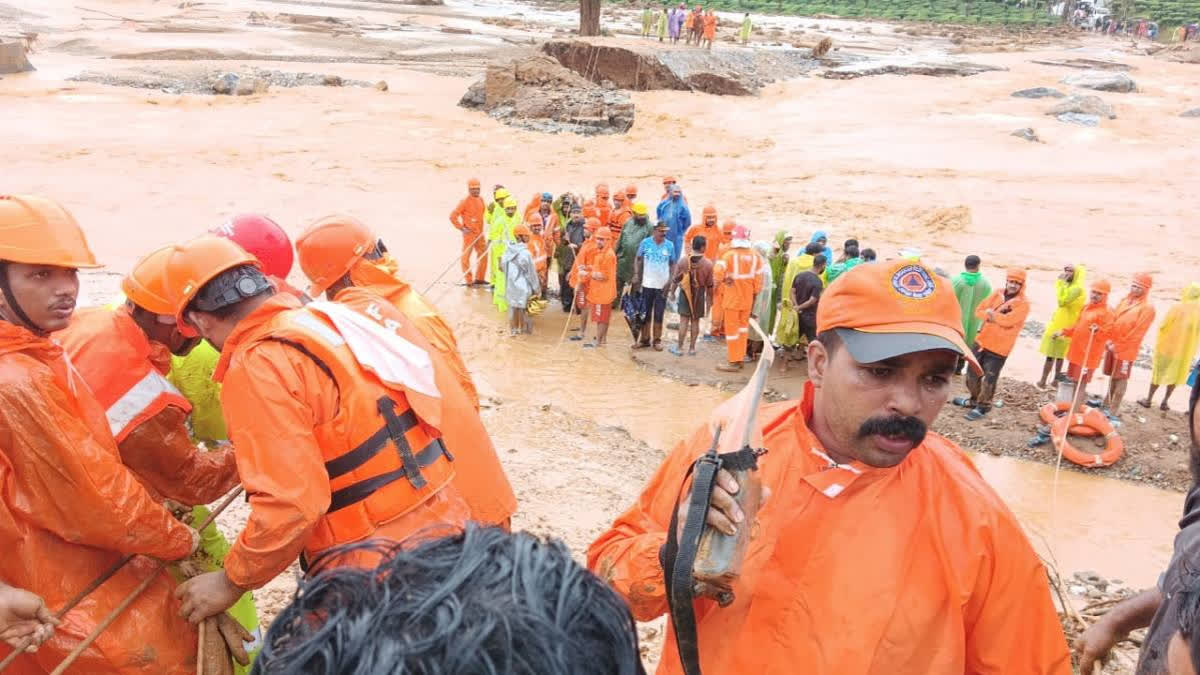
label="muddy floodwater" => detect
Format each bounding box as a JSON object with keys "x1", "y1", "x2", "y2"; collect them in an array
[{"x1": 6, "y1": 0, "x2": 1197, "y2": 650}]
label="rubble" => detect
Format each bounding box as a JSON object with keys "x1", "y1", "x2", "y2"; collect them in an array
[
  {"x1": 1011, "y1": 127, "x2": 1043, "y2": 142},
  {"x1": 0, "y1": 38, "x2": 34, "y2": 74},
  {"x1": 1062, "y1": 70, "x2": 1137, "y2": 93},
  {"x1": 459, "y1": 53, "x2": 634, "y2": 136},
  {"x1": 66, "y1": 67, "x2": 377, "y2": 95},
  {"x1": 1011, "y1": 87, "x2": 1065, "y2": 99},
  {"x1": 1056, "y1": 112, "x2": 1100, "y2": 126},
  {"x1": 1182, "y1": 108, "x2": 1200, "y2": 118},
  {"x1": 821, "y1": 57, "x2": 1005, "y2": 80},
  {"x1": 1048, "y1": 94, "x2": 1116, "y2": 119}
]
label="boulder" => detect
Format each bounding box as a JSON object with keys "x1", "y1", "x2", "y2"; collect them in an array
[
  {"x1": 1011, "y1": 128, "x2": 1042, "y2": 142},
  {"x1": 211, "y1": 72, "x2": 239, "y2": 94},
  {"x1": 0, "y1": 39, "x2": 34, "y2": 74},
  {"x1": 1056, "y1": 112, "x2": 1099, "y2": 126},
  {"x1": 1011, "y1": 87, "x2": 1065, "y2": 99},
  {"x1": 1182, "y1": 107, "x2": 1200, "y2": 118},
  {"x1": 822, "y1": 58, "x2": 1005, "y2": 79},
  {"x1": 233, "y1": 76, "x2": 267, "y2": 96},
  {"x1": 1062, "y1": 70, "x2": 1137, "y2": 93},
  {"x1": 1047, "y1": 95, "x2": 1115, "y2": 119}
]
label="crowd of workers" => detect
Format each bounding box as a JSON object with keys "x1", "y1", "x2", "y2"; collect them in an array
[
  {"x1": 638, "y1": 4, "x2": 756, "y2": 46},
  {"x1": 3, "y1": 189, "x2": 1200, "y2": 674}
]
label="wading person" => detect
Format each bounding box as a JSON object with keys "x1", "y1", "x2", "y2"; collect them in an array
[
  {"x1": 448, "y1": 178, "x2": 488, "y2": 286},
  {"x1": 503, "y1": 223, "x2": 541, "y2": 336},
  {"x1": 952, "y1": 254, "x2": 992, "y2": 375},
  {"x1": 589, "y1": 260, "x2": 1070, "y2": 674},
  {"x1": 1037, "y1": 263, "x2": 1088, "y2": 389},
  {"x1": 557, "y1": 204, "x2": 586, "y2": 313},
  {"x1": 1103, "y1": 273, "x2": 1156, "y2": 419},
  {"x1": 582, "y1": 227, "x2": 618, "y2": 348},
  {"x1": 0, "y1": 195, "x2": 201, "y2": 673},
  {"x1": 630, "y1": 220, "x2": 675, "y2": 351},
  {"x1": 792, "y1": 252, "x2": 827, "y2": 347},
  {"x1": 955, "y1": 268, "x2": 1030, "y2": 421},
  {"x1": 1142, "y1": 283, "x2": 1200, "y2": 411},
  {"x1": 1076, "y1": 380, "x2": 1200, "y2": 674},
  {"x1": 668, "y1": 235, "x2": 713, "y2": 357},
  {"x1": 1053, "y1": 278, "x2": 1114, "y2": 412},
  {"x1": 615, "y1": 203, "x2": 654, "y2": 306},
  {"x1": 713, "y1": 224, "x2": 762, "y2": 372}
]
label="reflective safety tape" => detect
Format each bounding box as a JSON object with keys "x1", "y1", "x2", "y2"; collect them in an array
[
  {"x1": 106, "y1": 370, "x2": 183, "y2": 439},
  {"x1": 292, "y1": 310, "x2": 346, "y2": 347}
]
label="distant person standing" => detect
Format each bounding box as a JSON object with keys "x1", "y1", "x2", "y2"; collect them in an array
[
  {"x1": 1037, "y1": 263, "x2": 1088, "y2": 389},
  {"x1": 1141, "y1": 283, "x2": 1200, "y2": 411},
  {"x1": 702, "y1": 9, "x2": 717, "y2": 49},
  {"x1": 1103, "y1": 273, "x2": 1156, "y2": 418},
  {"x1": 956, "y1": 269, "x2": 1030, "y2": 421},
  {"x1": 952, "y1": 255, "x2": 992, "y2": 375},
  {"x1": 668, "y1": 236, "x2": 714, "y2": 356},
  {"x1": 642, "y1": 4, "x2": 654, "y2": 37},
  {"x1": 657, "y1": 7, "x2": 668, "y2": 41},
  {"x1": 669, "y1": 3, "x2": 685, "y2": 43},
  {"x1": 630, "y1": 221, "x2": 675, "y2": 351},
  {"x1": 740, "y1": 12, "x2": 753, "y2": 44},
  {"x1": 792, "y1": 253, "x2": 827, "y2": 346}
]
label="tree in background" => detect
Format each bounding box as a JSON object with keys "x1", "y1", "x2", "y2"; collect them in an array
[{"x1": 581, "y1": 0, "x2": 601, "y2": 35}]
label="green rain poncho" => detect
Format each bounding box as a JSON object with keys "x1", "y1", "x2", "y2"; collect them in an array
[
  {"x1": 1039, "y1": 264, "x2": 1087, "y2": 359},
  {"x1": 774, "y1": 252, "x2": 814, "y2": 347},
  {"x1": 616, "y1": 216, "x2": 654, "y2": 290},
  {"x1": 489, "y1": 204, "x2": 520, "y2": 313},
  {"x1": 740, "y1": 15, "x2": 753, "y2": 42},
  {"x1": 767, "y1": 231, "x2": 791, "y2": 334},
  {"x1": 952, "y1": 269, "x2": 993, "y2": 348}
]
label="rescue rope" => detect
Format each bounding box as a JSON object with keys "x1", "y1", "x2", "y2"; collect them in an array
[
  {"x1": 427, "y1": 240, "x2": 494, "y2": 307},
  {"x1": 1050, "y1": 326, "x2": 1099, "y2": 531},
  {"x1": 16, "y1": 486, "x2": 245, "y2": 675},
  {"x1": 421, "y1": 231, "x2": 488, "y2": 296},
  {"x1": 554, "y1": 279, "x2": 583, "y2": 349}
]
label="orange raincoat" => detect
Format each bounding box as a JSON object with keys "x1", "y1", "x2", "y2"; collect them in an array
[
  {"x1": 528, "y1": 233, "x2": 550, "y2": 290},
  {"x1": 588, "y1": 384, "x2": 1071, "y2": 674},
  {"x1": 973, "y1": 270, "x2": 1031, "y2": 358},
  {"x1": 713, "y1": 245, "x2": 764, "y2": 363},
  {"x1": 449, "y1": 193, "x2": 488, "y2": 284},
  {"x1": 331, "y1": 276, "x2": 517, "y2": 528},
  {"x1": 702, "y1": 12, "x2": 717, "y2": 39},
  {"x1": 1109, "y1": 280, "x2": 1156, "y2": 362},
  {"x1": 1063, "y1": 283, "x2": 1115, "y2": 370},
  {"x1": 683, "y1": 221, "x2": 722, "y2": 263},
  {"x1": 0, "y1": 321, "x2": 197, "y2": 674},
  {"x1": 56, "y1": 306, "x2": 239, "y2": 504},
  {"x1": 586, "y1": 247, "x2": 619, "y2": 306}
]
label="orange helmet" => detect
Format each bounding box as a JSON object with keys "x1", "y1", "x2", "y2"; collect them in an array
[
  {"x1": 513, "y1": 224, "x2": 534, "y2": 239},
  {"x1": 0, "y1": 194, "x2": 100, "y2": 269},
  {"x1": 295, "y1": 214, "x2": 377, "y2": 297},
  {"x1": 594, "y1": 227, "x2": 614, "y2": 241},
  {"x1": 612, "y1": 192, "x2": 626, "y2": 204},
  {"x1": 625, "y1": 184, "x2": 638, "y2": 198},
  {"x1": 584, "y1": 217, "x2": 601, "y2": 232},
  {"x1": 595, "y1": 183, "x2": 610, "y2": 197},
  {"x1": 210, "y1": 213, "x2": 293, "y2": 280},
  {"x1": 702, "y1": 204, "x2": 717, "y2": 219},
  {"x1": 162, "y1": 235, "x2": 260, "y2": 335},
  {"x1": 468, "y1": 178, "x2": 481, "y2": 189},
  {"x1": 722, "y1": 219, "x2": 737, "y2": 234},
  {"x1": 122, "y1": 246, "x2": 175, "y2": 315}
]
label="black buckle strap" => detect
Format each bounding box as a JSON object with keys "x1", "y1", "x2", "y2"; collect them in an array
[
  {"x1": 325, "y1": 408, "x2": 418, "y2": 479},
  {"x1": 379, "y1": 397, "x2": 427, "y2": 490},
  {"x1": 327, "y1": 438, "x2": 448, "y2": 513}
]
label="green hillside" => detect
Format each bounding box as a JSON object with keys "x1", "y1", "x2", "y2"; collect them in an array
[{"x1": 618, "y1": 0, "x2": 1199, "y2": 28}]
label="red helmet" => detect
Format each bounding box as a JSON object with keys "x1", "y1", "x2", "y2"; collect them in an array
[{"x1": 210, "y1": 213, "x2": 294, "y2": 280}]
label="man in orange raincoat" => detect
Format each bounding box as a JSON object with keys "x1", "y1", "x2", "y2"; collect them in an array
[
  {"x1": 702, "y1": 9, "x2": 717, "y2": 48},
  {"x1": 955, "y1": 268, "x2": 1030, "y2": 421},
  {"x1": 1055, "y1": 278, "x2": 1115, "y2": 410},
  {"x1": 579, "y1": 227, "x2": 617, "y2": 348},
  {"x1": 568, "y1": 218, "x2": 601, "y2": 342},
  {"x1": 624, "y1": 184, "x2": 638, "y2": 205},
  {"x1": 166, "y1": 235, "x2": 474, "y2": 625},
  {"x1": 712, "y1": 224, "x2": 762, "y2": 371},
  {"x1": 1103, "y1": 273, "x2": 1156, "y2": 418},
  {"x1": 608, "y1": 191, "x2": 633, "y2": 239},
  {"x1": 684, "y1": 205, "x2": 722, "y2": 264},
  {"x1": 595, "y1": 183, "x2": 613, "y2": 228},
  {"x1": 56, "y1": 247, "x2": 239, "y2": 505},
  {"x1": 0, "y1": 195, "x2": 201, "y2": 674},
  {"x1": 588, "y1": 260, "x2": 1071, "y2": 675},
  {"x1": 294, "y1": 215, "x2": 516, "y2": 520},
  {"x1": 527, "y1": 213, "x2": 551, "y2": 294},
  {"x1": 448, "y1": 178, "x2": 488, "y2": 286}
]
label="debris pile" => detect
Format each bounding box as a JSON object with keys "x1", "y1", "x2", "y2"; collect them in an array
[
  {"x1": 1046, "y1": 563, "x2": 1143, "y2": 673},
  {"x1": 66, "y1": 67, "x2": 378, "y2": 96},
  {"x1": 1062, "y1": 70, "x2": 1137, "y2": 93},
  {"x1": 459, "y1": 53, "x2": 634, "y2": 136},
  {"x1": 1011, "y1": 127, "x2": 1043, "y2": 143},
  {"x1": 821, "y1": 57, "x2": 1005, "y2": 80},
  {"x1": 1047, "y1": 94, "x2": 1116, "y2": 121},
  {"x1": 1012, "y1": 87, "x2": 1065, "y2": 99},
  {"x1": 0, "y1": 38, "x2": 34, "y2": 74}
]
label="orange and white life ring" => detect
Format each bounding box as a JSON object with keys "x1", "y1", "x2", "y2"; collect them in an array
[
  {"x1": 1051, "y1": 408, "x2": 1124, "y2": 468},
  {"x1": 1039, "y1": 401, "x2": 1101, "y2": 438}
]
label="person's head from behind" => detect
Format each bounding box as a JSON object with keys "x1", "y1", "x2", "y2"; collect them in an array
[
  {"x1": 861, "y1": 248, "x2": 876, "y2": 262},
  {"x1": 0, "y1": 195, "x2": 99, "y2": 335},
  {"x1": 804, "y1": 242, "x2": 824, "y2": 256},
  {"x1": 812, "y1": 253, "x2": 827, "y2": 274},
  {"x1": 256, "y1": 525, "x2": 645, "y2": 675},
  {"x1": 964, "y1": 254, "x2": 981, "y2": 273},
  {"x1": 843, "y1": 238, "x2": 858, "y2": 255},
  {"x1": 807, "y1": 261, "x2": 976, "y2": 469},
  {"x1": 692, "y1": 235, "x2": 707, "y2": 257}
]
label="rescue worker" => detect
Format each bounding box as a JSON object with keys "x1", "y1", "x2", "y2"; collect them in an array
[
  {"x1": 581, "y1": 227, "x2": 618, "y2": 348},
  {"x1": 293, "y1": 215, "x2": 516, "y2": 526},
  {"x1": 683, "y1": 205, "x2": 721, "y2": 264},
  {"x1": 1053, "y1": 278, "x2": 1114, "y2": 412},
  {"x1": 1103, "y1": 273, "x2": 1156, "y2": 418},
  {"x1": 951, "y1": 255, "x2": 992, "y2": 374},
  {"x1": 588, "y1": 260, "x2": 1071, "y2": 674},
  {"x1": 0, "y1": 194, "x2": 200, "y2": 673},
  {"x1": 490, "y1": 196, "x2": 521, "y2": 314},
  {"x1": 615, "y1": 202, "x2": 654, "y2": 305},
  {"x1": 608, "y1": 192, "x2": 633, "y2": 239},
  {"x1": 624, "y1": 184, "x2": 638, "y2": 205},
  {"x1": 504, "y1": 223, "x2": 541, "y2": 336},
  {"x1": 702, "y1": 8, "x2": 717, "y2": 49},
  {"x1": 448, "y1": 178, "x2": 488, "y2": 286},
  {"x1": 55, "y1": 248, "x2": 262, "y2": 671},
  {"x1": 568, "y1": 218, "x2": 601, "y2": 342},
  {"x1": 1037, "y1": 263, "x2": 1087, "y2": 390},
  {"x1": 1141, "y1": 283, "x2": 1200, "y2": 411},
  {"x1": 657, "y1": 184, "x2": 691, "y2": 264},
  {"x1": 713, "y1": 224, "x2": 763, "y2": 372},
  {"x1": 557, "y1": 204, "x2": 586, "y2": 313},
  {"x1": 0, "y1": 583, "x2": 56, "y2": 653},
  {"x1": 595, "y1": 184, "x2": 613, "y2": 228},
  {"x1": 526, "y1": 214, "x2": 550, "y2": 295},
  {"x1": 956, "y1": 268, "x2": 1030, "y2": 420},
  {"x1": 740, "y1": 12, "x2": 752, "y2": 43},
  {"x1": 167, "y1": 235, "x2": 472, "y2": 626},
  {"x1": 707, "y1": 220, "x2": 738, "y2": 342},
  {"x1": 485, "y1": 187, "x2": 512, "y2": 289}
]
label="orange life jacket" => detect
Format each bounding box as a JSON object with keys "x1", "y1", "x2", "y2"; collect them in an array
[
  {"x1": 56, "y1": 306, "x2": 190, "y2": 443},
  {"x1": 242, "y1": 302, "x2": 456, "y2": 557},
  {"x1": 714, "y1": 247, "x2": 765, "y2": 311}
]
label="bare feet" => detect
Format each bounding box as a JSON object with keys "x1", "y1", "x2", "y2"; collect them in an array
[{"x1": 1137, "y1": 398, "x2": 1152, "y2": 409}]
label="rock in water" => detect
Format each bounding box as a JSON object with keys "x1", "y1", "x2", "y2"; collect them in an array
[
  {"x1": 1182, "y1": 108, "x2": 1200, "y2": 118},
  {"x1": 1062, "y1": 70, "x2": 1137, "y2": 93},
  {"x1": 1047, "y1": 95, "x2": 1116, "y2": 119},
  {"x1": 1011, "y1": 128, "x2": 1042, "y2": 142},
  {"x1": 234, "y1": 76, "x2": 267, "y2": 96},
  {"x1": 212, "y1": 72, "x2": 239, "y2": 95},
  {"x1": 1056, "y1": 112, "x2": 1099, "y2": 126},
  {"x1": 1011, "y1": 87, "x2": 1065, "y2": 99},
  {"x1": 0, "y1": 39, "x2": 34, "y2": 74}
]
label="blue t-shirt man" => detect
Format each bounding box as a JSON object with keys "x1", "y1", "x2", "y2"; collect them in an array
[{"x1": 637, "y1": 236, "x2": 676, "y2": 290}]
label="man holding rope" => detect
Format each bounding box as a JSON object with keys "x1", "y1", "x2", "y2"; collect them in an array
[
  {"x1": 589, "y1": 261, "x2": 1069, "y2": 673},
  {"x1": 0, "y1": 195, "x2": 200, "y2": 673}
]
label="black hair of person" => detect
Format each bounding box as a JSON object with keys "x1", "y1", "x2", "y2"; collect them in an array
[
  {"x1": 254, "y1": 525, "x2": 646, "y2": 675},
  {"x1": 861, "y1": 248, "x2": 876, "y2": 262},
  {"x1": 692, "y1": 235, "x2": 707, "y2": 253},
  {"x1": 845, "y1": 243, "x2": 860, "y2": 258},
  {"x1": 816, "y1": 329, "x2": 840, "y2": 355},
  {"x1": 813, "y1": 254, "x2": 827, "y2": 267},
  {"x1": 965, "y1": 254, "x2": 981, "y2": 269},
  {"x1": 805, "y1": 242, "x2": 824, "y2": 256},
  {"x1": 843, "y1": 238, "x2": 858, "y2": 252}
]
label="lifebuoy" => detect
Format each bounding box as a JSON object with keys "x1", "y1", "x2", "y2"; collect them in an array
[
  {"x1": 1039, "y1": 401, "x2": 1101, "y2": 438},
  {"x1": 1051, "y1": 408, "x2": 1124, "y2": 467}
]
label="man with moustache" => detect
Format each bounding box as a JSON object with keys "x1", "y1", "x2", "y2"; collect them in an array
[
  {"x1": 589, "y1": 260, "x2": 1070, "y2": 674},
  {"x1": 1076, "y1": 380, "x2": 1200, "y2": 674}
]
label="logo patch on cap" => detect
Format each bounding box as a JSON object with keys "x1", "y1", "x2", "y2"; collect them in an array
[{"x1": 892, "y1": 264, "x2": 935, "y2": 299}]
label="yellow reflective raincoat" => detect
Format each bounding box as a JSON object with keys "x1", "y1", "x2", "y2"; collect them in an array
[
  {"x1": 1151, "y1": 283, "x2": 1200, "y2": 386},
  {"x1": 1039, "y1": 264, "x2": 1087, "y2": 359}
]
